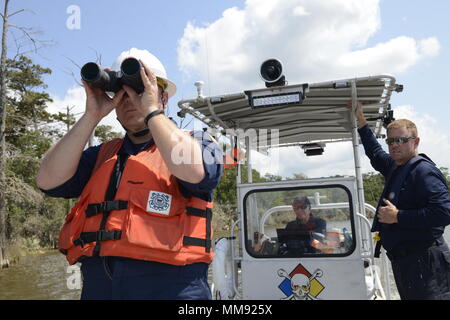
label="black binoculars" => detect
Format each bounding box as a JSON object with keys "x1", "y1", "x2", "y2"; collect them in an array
[{"x1": 81, "y1": 57, "x2": 144, "y2": 94}]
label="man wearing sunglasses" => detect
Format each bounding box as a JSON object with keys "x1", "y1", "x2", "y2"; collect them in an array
[
  {"x1": 349, "y1": 101, "x2": 450, "y2": 300},
  {"x1": 286, "y1": 196, "x2": 326, "y2": 235},
  {"x1": 253, "y1": 196, "x2": 326, "y2": 254}
]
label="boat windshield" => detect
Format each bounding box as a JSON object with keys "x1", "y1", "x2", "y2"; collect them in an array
[{"x1": 244, "y1": 185, "x2": 356, "y2": 258}]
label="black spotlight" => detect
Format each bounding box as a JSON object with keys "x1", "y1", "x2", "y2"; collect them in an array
[
  {"x1": 302, "y1": 143, "x2": 324, "y2": 156},
  {"x1": 260, "y1": 59, "x2": 286, "y2": 88}
]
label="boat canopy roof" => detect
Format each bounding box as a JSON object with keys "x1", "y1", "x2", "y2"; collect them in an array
[{"x1": 178, "y1": 75, "x2": 401, "y2": 148}]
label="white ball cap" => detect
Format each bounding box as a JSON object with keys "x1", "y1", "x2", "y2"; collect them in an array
[{"x1": 112, "y1": 48, "x2": 176, "y2": 98}]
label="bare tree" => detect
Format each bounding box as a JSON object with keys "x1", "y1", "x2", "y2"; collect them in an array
[{"x1": 0, "y1": 0, "x2": 11, "y2": 269}]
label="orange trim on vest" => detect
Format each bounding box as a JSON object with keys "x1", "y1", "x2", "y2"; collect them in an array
[{"x1": 58, "y1": 138, "x2": 214, "y2": 266}]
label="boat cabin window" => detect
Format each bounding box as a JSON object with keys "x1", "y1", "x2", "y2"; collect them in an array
[{"x1": 244, "y1": 186, "x2": 355, "y2": 258}]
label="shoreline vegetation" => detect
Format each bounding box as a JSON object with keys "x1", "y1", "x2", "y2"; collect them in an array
[{"x1": 4, "y1": 238, "x2": 58, "y2": 267}]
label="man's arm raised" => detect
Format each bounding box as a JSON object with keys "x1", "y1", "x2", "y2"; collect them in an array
[{"x1": 36, "y1": 83, "x2": 125, "y2": 190}]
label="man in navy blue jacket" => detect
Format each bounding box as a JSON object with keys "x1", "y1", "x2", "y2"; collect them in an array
[{"x1": 350, "y1": 101, "x2": 450, "y2": 299}]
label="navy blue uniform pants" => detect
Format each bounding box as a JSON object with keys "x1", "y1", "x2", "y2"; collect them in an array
[
  {"x1": 390, "y1": 241, "x2": 450, "y2": 300},
  {"x1": 80, "y1": 256, "x2": 212, "y2": 300}
]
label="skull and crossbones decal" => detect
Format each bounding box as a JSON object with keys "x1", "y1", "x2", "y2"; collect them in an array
[{"x1": 278, "y1": 268, "x2": 323, "y2": 300}]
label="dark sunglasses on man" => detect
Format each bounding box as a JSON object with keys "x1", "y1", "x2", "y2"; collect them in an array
[
  {"x1": 293, "y1": 204, "x2": 309, "y2": 210},
  {"x1": 385, "y1": 136, "x2": 416, "y2": 145}
]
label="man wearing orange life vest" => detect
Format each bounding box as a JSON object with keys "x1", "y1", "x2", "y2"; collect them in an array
[{"x1": 36, "y1": 48, "x2": 223, "y2": 299}]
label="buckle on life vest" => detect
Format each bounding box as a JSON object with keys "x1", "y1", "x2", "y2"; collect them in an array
[
  {"x1": 85, "y1": 200, "x2": 129, "y2": 217},
  {"x1": 73, "y1": 230, "x2": 122, "y2": 247}
]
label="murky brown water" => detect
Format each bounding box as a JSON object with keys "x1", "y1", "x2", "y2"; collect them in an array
[{"x1": 0, "y1": 251, "x2": 80, "y2": 300}]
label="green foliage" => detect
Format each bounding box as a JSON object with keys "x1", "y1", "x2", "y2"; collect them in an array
[
  {"x1": 439, "y1": 167, "x2": 450, "y2": 193},
  {"x1": 213, "y1": 165, "x2": 283, "y2": 230},
  {"x1": 212, "y1": 202, "x2": 237, "y2": 238},
  {"x1": 5, "y1": 56, "x2": 54, "y2": 152},
  {"x1": 362, "y1": 171, "x2": 385, "y2": 207},
  {"x1": 6, "y1": 154, "x2": 40, "y2": 186},
  {"x1": 95, "y1": 124, "x2": 123, "y2": 143},
  {"x1": 2, "y1": 55, "x2": 68, "y2": 251},
  {"x1": 50, "y1": 111, "x2": 76, "y2": 139},
  {"x1": 286, "y1": 173, "x2": 308, "y2": 180},
  {"x1": 213, "y1": 166, "x2": 238, "y2": 206},
  {"x1": 213, "y1": 165, "x2": 283, "y2": 208}
]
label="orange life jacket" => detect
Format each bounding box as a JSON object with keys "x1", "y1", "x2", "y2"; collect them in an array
[{"x1": 58, "y1": 138, "x2": 214, "y2": 266}]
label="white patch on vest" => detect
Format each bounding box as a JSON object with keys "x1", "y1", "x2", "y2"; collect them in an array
[
  {"x1": 388, "y1": 192, "x2": 395, "y2": 200},
  {"x1": 147, "y1": 191, "x2": 172, "y2": 215}
]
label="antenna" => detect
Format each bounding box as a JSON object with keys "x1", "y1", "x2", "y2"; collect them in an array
[{"x1": 194, "y1": 81, "x2": 205, "y2": 98}]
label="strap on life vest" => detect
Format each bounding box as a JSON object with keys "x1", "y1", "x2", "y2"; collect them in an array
[
  {"x1": 75, "y1": 205, "x2": 213, "y2": 252},
  {"x1": 73, "y1": 230, "x2": 122, "y2": 248},
  {"x1": 183, "y1": 207, "x2": 213, "y2": 253},
  {"x1": 75, "y1": 204, "x2": 213, "y2": 252},
  {"x1": 73, "y1": 151, "x2": 130, "y2": 253}
]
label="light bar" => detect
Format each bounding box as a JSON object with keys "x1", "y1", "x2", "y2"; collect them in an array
[
  {"x1": 252, "y1": 92, "x2": 301, "y2": 108},
  {"x1": 245, "y1": 83, "x2": 308, "y2": 109}
]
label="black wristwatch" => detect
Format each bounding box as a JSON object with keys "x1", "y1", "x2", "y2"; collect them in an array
[{"x1": 144, "y1": 109, "x2": 165, "y2": 125}]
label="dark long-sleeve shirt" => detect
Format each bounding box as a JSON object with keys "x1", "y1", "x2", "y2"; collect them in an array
[
  {"x1": 358, "y1": 124, "x2": 450, "y2": 251},
  {"x1": 285, "y1": 216, "x2": 327, "y2": 235}
]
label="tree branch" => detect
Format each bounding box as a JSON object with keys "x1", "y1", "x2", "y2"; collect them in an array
[
  {"x1": 62, "y1": 55, "x2": 83, "y2": 87},
  {"x1": 8, "y1": 9, "x2": 26, "y2": 18},
  {"x1": 8, "y1": 24, "x2": 37, "y2": 52}
]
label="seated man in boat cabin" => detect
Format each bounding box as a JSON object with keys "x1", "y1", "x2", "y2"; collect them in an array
[{"x1": 253, "y1": 196, "x2": 327, "y2": 255}]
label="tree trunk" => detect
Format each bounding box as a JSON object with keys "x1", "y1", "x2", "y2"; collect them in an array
[{"x1": 0, "y1": 0, "x2": 10, "y2": 269}]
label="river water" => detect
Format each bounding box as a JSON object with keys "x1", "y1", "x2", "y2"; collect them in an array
[
  {"x1": 0, "y1": 250, "x2": 80, "y2": 300},
  {"x1": 1, "y1": 228, "x2": 450, "y2": 300}
]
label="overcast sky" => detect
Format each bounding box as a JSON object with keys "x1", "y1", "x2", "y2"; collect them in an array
[{"x1": 6, "y1": 0, "x2": 450, "y2": 178}]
